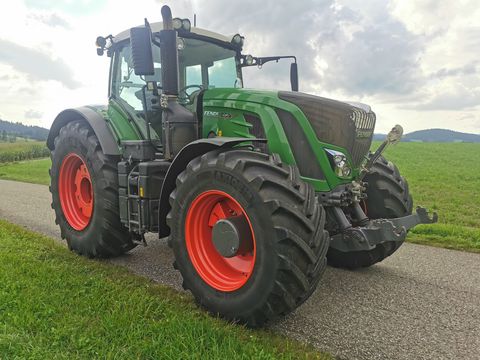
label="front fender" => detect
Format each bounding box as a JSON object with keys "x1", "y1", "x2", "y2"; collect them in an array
[
  {"x1": 158, "y1": 137, "x2": 265, "y2": 238},
  {"x1": 47, "y1": 106, "x2": 121, "y2": 155}
]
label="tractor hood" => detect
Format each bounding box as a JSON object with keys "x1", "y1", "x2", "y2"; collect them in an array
[
  {"x1": 202, "y1": 88, "x2": 280, "y2": 106},
  {"x1": 203, "y1": 88, "x2": 376, "y2": 167}
]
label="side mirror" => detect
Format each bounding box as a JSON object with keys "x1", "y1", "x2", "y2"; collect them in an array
[
  {"x1": 130, "y1": 26, "x2": 154, "y2": 76},
  {"x1": 290, "y1": 62, "x2": 299, "y2": 92}
]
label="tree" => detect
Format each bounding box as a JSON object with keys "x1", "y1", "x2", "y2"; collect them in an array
[{"x1": 1, "y1": 130, "x2": 7, "y2": 141}]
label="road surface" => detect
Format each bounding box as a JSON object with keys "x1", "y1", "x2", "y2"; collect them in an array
[{"x1": 0, "y1": 179, "x2": 478, "y2": 360}]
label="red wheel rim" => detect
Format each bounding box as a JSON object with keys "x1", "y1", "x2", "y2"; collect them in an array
[
  {"x1": 185, "y1": 190, "x2": 256, "y2": 292},
  {"x1": 59, "y1": 153, "x2": 94, "y2": 231}
]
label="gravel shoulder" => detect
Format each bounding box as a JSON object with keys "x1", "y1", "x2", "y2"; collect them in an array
[{"x1": 1, "y1": 179, "x2": 478, "y2": 360}]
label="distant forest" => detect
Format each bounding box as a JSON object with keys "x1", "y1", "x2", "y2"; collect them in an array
[{"x1": 0, "y1": 119, "x2": 49, "y2": 141}]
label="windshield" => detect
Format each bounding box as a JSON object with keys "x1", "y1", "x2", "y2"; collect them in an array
[{"x1": 179, "y1": 38, "x2": 242, "y2": 89}]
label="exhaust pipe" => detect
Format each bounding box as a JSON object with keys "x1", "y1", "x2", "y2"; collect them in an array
[
  {"x1": 159, "y1": 5, "x2": 196, "y2": 159},
  {"x1": 160, "y1": 6, "x2": 179, "y2": 96}
]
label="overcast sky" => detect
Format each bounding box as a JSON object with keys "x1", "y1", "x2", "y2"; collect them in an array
[{"x1": 0, "y1": 0, "x2": 479, "y2": 134}]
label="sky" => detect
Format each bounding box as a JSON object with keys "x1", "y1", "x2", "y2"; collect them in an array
[{"x1": 0, "y1": 0, "x2": 479, "y2": 134}]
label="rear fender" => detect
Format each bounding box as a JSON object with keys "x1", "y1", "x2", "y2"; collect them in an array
[
  {"x1": 47, "y1": 106, "x2": 121, "y2": 155},
  {"x1": 158, "y1": 137, "x2": 265, "y2": 238}
]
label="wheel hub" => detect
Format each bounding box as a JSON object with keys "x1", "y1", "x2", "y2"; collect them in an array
[{"x1": 212, "y1": 216, "x2": 252, "y2": 258}]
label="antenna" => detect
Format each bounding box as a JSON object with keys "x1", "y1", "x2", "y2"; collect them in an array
[{"x1": 194, "y1": 14, "x2": 197, "y2": 27}]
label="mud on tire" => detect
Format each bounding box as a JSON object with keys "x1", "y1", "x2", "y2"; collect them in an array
[
  {"x1": 167, "y1": 150, "x2": 329, "y2": 327},
  {"x1": 50, "y1": 120, "x2": 135, "y2": 257}
]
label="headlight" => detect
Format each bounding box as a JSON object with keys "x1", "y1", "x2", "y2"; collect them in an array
[
  {"x1": 177, "y1": 38, "x2": 185, "y2": 50},
  {"x1": 172, "y1": 18, "x2": 183, "y2": 30},
  {"x1": 231, "y1": 34, "x2": 244, "y2": 46},
  {"x1": 325, "y1": 149, "x2": 352, "y2": 178},
  {"x1": 172, "y1": 18, "x2": 191, "y2": 31},
  {"x1": 181, "y1": 18, "x2": 191, "y2": 31},
  {"x1": 245, "y1": 54, "x2": 254, "y2": 65}
]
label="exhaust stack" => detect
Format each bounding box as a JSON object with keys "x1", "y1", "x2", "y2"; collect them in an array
[
  {"x1": 159, "y1": 5, "x2": 196, "y2": 159},
  {"x1": 160, "y1": 6, "x2": 179, "y2": 96}
]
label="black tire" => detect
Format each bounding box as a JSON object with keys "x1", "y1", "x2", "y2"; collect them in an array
[
  {"x1": 327, "y1": 155, "x2": 413, "y2": 269},
  {"x1": 50, "y1": 120, "x2": 136, "y2": 257},
  {"x1": 167, "y1": 150, "x2": 329, "y2": 327}
]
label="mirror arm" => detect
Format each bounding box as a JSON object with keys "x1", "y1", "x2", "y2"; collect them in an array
[{"x1": 241, "y1": 55, "x2": 296, "y2": 67}]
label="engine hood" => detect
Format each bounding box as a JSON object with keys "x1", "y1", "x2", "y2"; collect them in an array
[{"x1": 202, "y1": 88, "x2": 376, "y2": 166}]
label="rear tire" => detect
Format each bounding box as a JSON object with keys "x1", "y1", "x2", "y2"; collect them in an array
[
  {"x1": 167, "y1": 150, "x2": 329, "y2": 327},
  {"x1": 50, "y1": 120, "x2": 136, "y2": 257},
  {"x1": 327, "y1": 156, "x2": 413, "y2": 269}
]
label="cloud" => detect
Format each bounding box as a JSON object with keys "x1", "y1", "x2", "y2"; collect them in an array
[
  {"x1": 30, "y1": 12, "x2": 71, "y2": 29},
  {"x1": 186, "y1": 0, "x2": 425, "y2": 97},
  {"x1": 312, "y1": 2, "x2": 424, "y2": 97},
  {"x1": 430, "y1": 62, "x2": 479, "y2": 79},
  {"x1": 407, "y1": 86, "x2": 480, "y2": 111},
  {"x1": 25, "y1": 109, "x2": 43, "y2": 119},
  {"x1": 0, "y1": 39, "x2": 81, "y2": 89}
]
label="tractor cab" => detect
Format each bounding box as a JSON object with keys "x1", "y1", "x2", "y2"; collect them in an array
[{"x1": 97, "y1": 19, "x2": 298, "y2": 156}]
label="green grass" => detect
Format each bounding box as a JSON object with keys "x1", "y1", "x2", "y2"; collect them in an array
[
  {"x1": 0, "y1": 158, "x2": 51, "y2": 185},
  {"x1": 0, "y1": 142, "x2": 479, "y2": 253},
  {"x1": 0, "y1": 220, "x2": 330, "y2": 359},
  {"x1": 376, "y1": 142, "x2": 480, "y2": 253},
  {"x1": 0, "y1": 140, "x2": 49, "y2": 163}
]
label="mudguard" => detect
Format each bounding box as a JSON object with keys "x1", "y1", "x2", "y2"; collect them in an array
[
  {"x1": 47, "y1": 106, "x2": 121, "y2": 155},
  {"x1": 158, "y1": 137, "x2": 266, "y2": 238}
]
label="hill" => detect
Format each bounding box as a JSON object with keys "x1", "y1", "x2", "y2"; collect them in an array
[
  {"x1": 374, "y1": 128, "x2": 480, "y2": 143},
  {"x1": 0, "y1": 119, "x2": 49, "y2": 141},
  {"x1": 404, "y1": 128, "x2": 480, "y2": 142}
]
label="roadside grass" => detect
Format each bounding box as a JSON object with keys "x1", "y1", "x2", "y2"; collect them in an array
[
  {"x1": 0, "y1": 220, "x2": 330, "y2": 359},
  {"x1": 0, "y1": 142, "x2": 479, "y2": 253},
  {"x1": 0, "y1": 140, "x2": 49, "y2": 163},
  {"x1": 0, "y1": 158, "x2": 50, "y2": 185}
]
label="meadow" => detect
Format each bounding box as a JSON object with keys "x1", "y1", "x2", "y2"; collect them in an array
[{"x1": 378, "y1": 142, "x2": 480, "y2": 252}]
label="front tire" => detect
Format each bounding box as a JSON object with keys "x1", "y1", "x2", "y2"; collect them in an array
[
  {"x1": 167, "y1": 150, "x2": 329, "y2": 327},
  {"x1": 50, "y1": 120, "x2": 136, "y2": 257},
  {"x1": 327, "y1": 156, "x2": 413, "y2": 269}
]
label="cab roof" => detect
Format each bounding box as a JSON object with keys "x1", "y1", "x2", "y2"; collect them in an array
[{"x1": 113, "y1": 21, "x2": 233, "y2": 44}]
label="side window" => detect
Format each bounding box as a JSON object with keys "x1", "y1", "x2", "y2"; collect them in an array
[
  {"x1": 113, "y1": 44, "x2": 162, "y2": 111},
  {"x1": 185, "y1": 64, "x2": 201, "y2": 87}
]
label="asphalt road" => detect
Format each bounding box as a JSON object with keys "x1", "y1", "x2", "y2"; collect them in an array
[{"x1": 0, "y1": 178, "x2": 478, "y2": 360}]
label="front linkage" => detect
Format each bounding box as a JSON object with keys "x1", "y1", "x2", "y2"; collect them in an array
[
  {"x1": 324, "y1": 125, "x2": 438, "y2": 256},
  {"x1": 331, "y1": 207, "x2": 438, "y2": 253}
]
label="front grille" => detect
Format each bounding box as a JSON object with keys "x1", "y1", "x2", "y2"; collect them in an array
[
  {"x1": 279, "y1": 91, "x2": 376, "y2": 167},
  {"x1": 351, "y1": 109, "x2": 376, "y2": 165}
]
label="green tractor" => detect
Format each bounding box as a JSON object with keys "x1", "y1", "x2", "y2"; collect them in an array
[{"x1": 47, "y1": 6, "x2": 437, "y2": 326}]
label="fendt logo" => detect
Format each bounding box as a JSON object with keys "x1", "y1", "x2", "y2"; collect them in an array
[
  {"x1": 356, "y1": 129, "x2": 374, "y2": 138},
  {"x1": 204, "y1": 111, "x2": 233, "y2": 119},
  {"x1": 204, "y1": 111, "x2": 220, "y2": 117}
]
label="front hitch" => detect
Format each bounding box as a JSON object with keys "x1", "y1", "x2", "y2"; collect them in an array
[{"x1": 330, "y1": 206, "x2": 438, "y2": 252}]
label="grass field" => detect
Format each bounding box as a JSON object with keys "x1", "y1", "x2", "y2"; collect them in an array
[
  {"x1": 0, "y1": 140, "x2": 49, "y2": 163},
  {"x1": 377, "y1": 142, "x2": 480, "y2": 252},
  {"x1": 0, "y1": 220, "x2": 329, "y2": 359},
  {"x1": 0, "y1": 158, "x2": 51, "y2": 185},
  {"x1": 0, "y1": 142, "x2": 479, "y2": 252}
]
